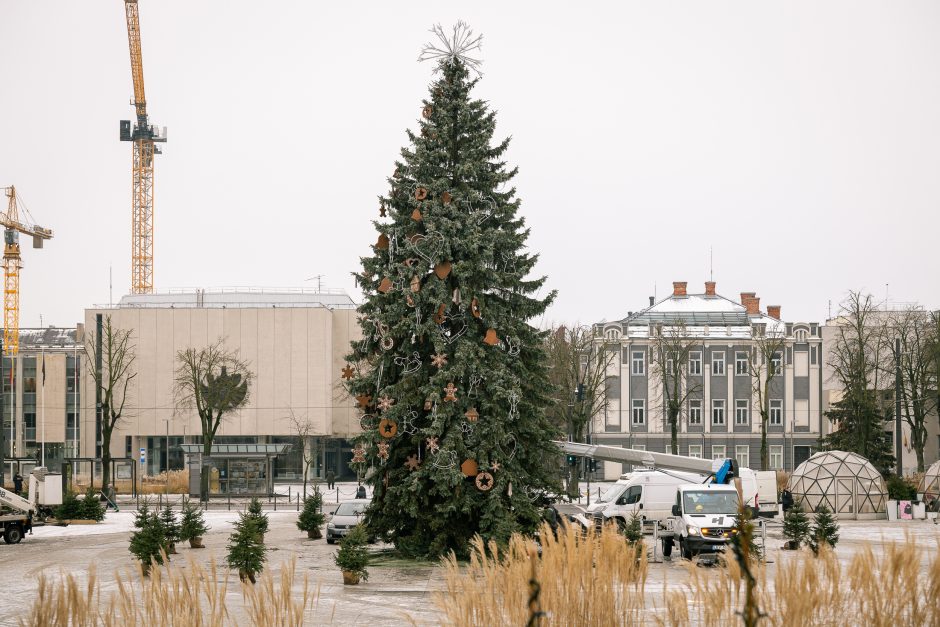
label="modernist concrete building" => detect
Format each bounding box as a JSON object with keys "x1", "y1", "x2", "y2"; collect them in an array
[
  {"x1": 0, "y1": 327, "x2": 83, "y2": 483},
  {"x1": 80, "y1": 288, "x2": 362, "y2": 486},
  {"x1": 591, "y1": 281, "x2": 823, "y2": 479}
]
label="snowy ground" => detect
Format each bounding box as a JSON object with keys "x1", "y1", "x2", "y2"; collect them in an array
[{"x1": 1, "y1": 490, "x2": 938, "y2": 625}]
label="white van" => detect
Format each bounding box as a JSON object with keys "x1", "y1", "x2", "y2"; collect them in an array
[{"x1": 576, "y1": 467, "x2": 760, "y2": 531}]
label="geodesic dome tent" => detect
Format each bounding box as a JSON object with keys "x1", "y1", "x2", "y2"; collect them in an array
[
  {"x1": 920, "y1": 460, "x2": 940, "y2": 503},
  {"x1": 787, "y1": 450, "x2": 887, "y2": 519}
]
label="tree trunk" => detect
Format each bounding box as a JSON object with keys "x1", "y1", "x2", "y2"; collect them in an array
[
  {"x1": 200, "y1": 439, "x2": 212, "y2": 502},
  {"x1": 759, "y1": 413, "x2": 769, "y2": 471},
  {"x1": 101, "y1": 426, "x2": 113, "y2": 492},
  {"x1": 669, "y1": 407, "x2": 679, "y2": 455}
]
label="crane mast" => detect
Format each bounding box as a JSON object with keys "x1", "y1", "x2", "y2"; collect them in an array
[
  {"x1": 120, "y1": 0, "x2": 165, "y2": 295},
  {"x1": 1, "y1": 186, "x2": 53, "y2": 356}
]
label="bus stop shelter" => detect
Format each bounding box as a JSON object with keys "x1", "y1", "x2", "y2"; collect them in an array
[{"x1": 179, "y1": 443, "x2": 290, "y2": 497}]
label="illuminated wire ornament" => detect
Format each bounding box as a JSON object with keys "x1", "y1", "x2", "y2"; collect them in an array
[{"x1": 418, "y1": 22, "x2": 484, "y2": 76}]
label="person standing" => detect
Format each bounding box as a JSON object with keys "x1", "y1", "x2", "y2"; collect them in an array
[
  {"x1": 325, "y1": 469, "x2": 335, "y2": 490},
  {"x1": 13, "y1": 472, "x2": 23, "y2": 494}
]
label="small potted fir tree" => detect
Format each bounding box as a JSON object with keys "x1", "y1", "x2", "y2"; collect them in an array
[
  {"x1": 227, "y1": 512, "x2": 267, "y2": 584},
  {"x1": 129, "y1": 505, "x2": 166, "y2": 576},
  {"x1": 179, "y1": 499, "x2": 210, "y2": 548},
  {"x1": 159, "y1": 505, "x2": 181, "y2": 554},
  {"x1": 297, "y1": 491, "x2": 325, "y2": 539},
  {"x1": 782, "y1": 502, "x2": 811, "y2": 550},
  {"x1": 246, "y1": 497, "x2": 269, "y2": 542},
  {"x1": 334, "y1": 524, "x2": 369, "y2": 585}
]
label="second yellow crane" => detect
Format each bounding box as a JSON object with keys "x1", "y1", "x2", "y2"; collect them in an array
[
  {"x1": 1, "y1": 186, "x2": 53, "y2": 355},
  {"x1": 120, "y1": 0, "x2": 165, "y2": 295}
]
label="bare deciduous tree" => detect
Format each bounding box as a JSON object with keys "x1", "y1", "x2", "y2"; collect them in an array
[
  {"x1": 545, "y1": 325, "x2": 616, "y2": 497},
  {"x1": 882, "y1": 307, "x2": 939, "y2": 472},
  {"x1": 748, "y1": 323, "x2": 786, "y2": 470},
  {"x1": 84, "y1": 316, "x2": 137, "y2": 492},
  {"x1": 174, "y1": 339, "x2": 253, "y2": 501},
  {"x1": 287, "y1": 409, "x2": 320, "y2": 498},
  {"x1": 648, "y1": 322, "x2": 701, "y2": 455}
]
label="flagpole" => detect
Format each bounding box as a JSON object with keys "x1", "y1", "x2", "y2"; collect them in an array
[{"x1": 41, "y1": 349, "x2": 45, "y2": 467}]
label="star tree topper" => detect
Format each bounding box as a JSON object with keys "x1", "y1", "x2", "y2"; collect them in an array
[{"x1": 418, "y1": 21, "x2": 484, "y2": 76}]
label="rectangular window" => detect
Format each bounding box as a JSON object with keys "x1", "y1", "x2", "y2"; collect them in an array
[
  {"x1": 810, "y1": 345, "x2": 818, "y2": 365},
  {"x1": 770, "y1": 399, "x2": 783, "y2": 426},
  {"x1": 688, "y1": 444, "x2": 702, "y2": 459},
  {"x1": 689, "y1": 351, "x2": 702, "y2": 376},
  {"x1": 735, "y1": 351, "x2": 749, "y2": 375},
  {"x1": 795, "y1": 351, "x2": 809, "y2": 377},
  {"x1": 735, "y1": 399, "x2": 749, "y2": 425},
  {"x1": 666, "y1": 357, "x2": 674, "y2": 373},
  {"x1": 770, "y1": 445, "x2": 784, "y2": 470},
  {"x1": 632, "y1": 399, "x2": 645, "y2": 425},
  {"x1": 771, "y1": 351, "x2": 782, "y2": 372},
  {"x1": 688, "y1": 399, "x2": 702, "y2": 425},
  {"x1": 735, "y1": 445, "x2": 750, "y2": 469},
  {"x1": 712, "y1": 399, "x2": 726, "y2": 425},
  {"x1": 712, "y1": 351, "x2": 725, "y2": 376},
  {"x1": 712, "y1": 444, "x2": 727, "y2": 460},
  {"x1": 631, "y1": 351, "x2": 645, "y2": 376}
]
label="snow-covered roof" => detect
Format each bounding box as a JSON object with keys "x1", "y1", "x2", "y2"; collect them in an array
[
  {"x1": 18, "y1": 327, "x2": 80, "y2": 349},
  {"x1": 114, "y1": 288, "x2": 357, "y2": 310}
]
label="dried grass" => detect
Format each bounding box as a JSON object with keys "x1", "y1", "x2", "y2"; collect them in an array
[
  {"x1": 657, "y1": 537, "x2": 940, "y2": 627},
  {"x1": 436, "y1": 522, "x2": 647, "y2": 626},
  {"x1": 436, "y1": 524, "x2": 939, "y2": 627},
  {"x1": 21, "y1": 556, "x2": 314, "y2": 626}
]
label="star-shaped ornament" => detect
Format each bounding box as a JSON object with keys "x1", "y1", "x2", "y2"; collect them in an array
[
  {"x1": 377, "y1": 395, "x2": 395, "y2": 412},
  {"x1": 490, "y1": 461, "x2": 501, "y2": 472},
  {"x1": 431, "y1": 353, "x2": 448, "y2": 368},
  {"x1": 341, "y1": 365, "x2": 355, "y2": 380},
  {"x1": 475, "y1": 471, "x2": 494, "y2": 491},
  {"x1": 426, "y1": 436, "x2": 440, "y2": 453},
  {"x1": 405, "y1": 455, "x2": 420, "y2": 471},
  {"x1": 356, "y1": 394, "x2": 372, "y2": 409}
]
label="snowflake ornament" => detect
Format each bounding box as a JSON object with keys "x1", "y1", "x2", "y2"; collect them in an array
[
  {"x1": 426, "y1": 436, "x2": 440, "y2": 453},
  {"x1": 431, "y1": 352, "x2": 448, "y2": 368},
  {"x1": 418, "y1": 22, "x2": 484, "y2": 76},
  {"x1": 377, "y1": 395, "x2": 395, "y2": 412}
]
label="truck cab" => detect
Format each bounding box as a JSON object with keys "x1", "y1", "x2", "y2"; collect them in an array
[{"x1": 662, "y1": 483, "x2": 741, "y2": 559}]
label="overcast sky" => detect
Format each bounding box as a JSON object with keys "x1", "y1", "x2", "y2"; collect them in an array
[{"x1": 1, "y1": 1, "x2": 938, "y2": 331}]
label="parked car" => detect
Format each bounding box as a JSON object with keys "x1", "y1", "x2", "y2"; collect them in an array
[{"x1": 326, "y1": 499, "x2": 369, "y2": 544}]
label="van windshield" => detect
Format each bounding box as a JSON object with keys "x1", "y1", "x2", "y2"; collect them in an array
[
  {"x1": 682, "y1": 491, "x2": 739, "y2": 515},
  {"x1": 598, "y1": 485, "x2": 626, "y2": 503}
]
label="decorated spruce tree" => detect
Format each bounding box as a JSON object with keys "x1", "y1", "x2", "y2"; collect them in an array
[{"x1": 344, "y1": 23, "x2": 560, "y2": 558}]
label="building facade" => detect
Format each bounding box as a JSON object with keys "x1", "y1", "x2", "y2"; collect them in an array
[
  {"x1": 591, "y1": 281, "x2": 823, "y2": 479},
  {"x1": 0, "y1": 327, "x2": 83, "y2": 483},
  {"x1": 81, "y1": 288, "x2": 363, "y2": 483}
]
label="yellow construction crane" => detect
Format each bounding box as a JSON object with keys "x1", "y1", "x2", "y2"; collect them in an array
[
  {"x1": 1, "y1": 186, "x2": 53, "y2": 355},
  {"x1": 120, "y1": 0, "x2": 165, "y2": 295}
]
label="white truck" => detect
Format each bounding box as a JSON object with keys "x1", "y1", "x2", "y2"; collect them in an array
[
  {"x1": 0, "y1": 468, "x2": 63, "y2": 544},
  {"x1": 576, "y1": 467, "x2": 759, "y2": 532},
  {"x1": 660, "y1": 482, "x2": 744, "y2": 559}
]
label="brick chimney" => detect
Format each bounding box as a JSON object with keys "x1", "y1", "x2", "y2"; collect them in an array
[
  {"x1": 705, "y1": 281, "x2": 716, "y2": 296},
  {"x1": 744, "y1": 296, "x2": 760, "y2": 315},
  {"x1": 767, "y1": 305, "x2": 781, "y2": 320},
  {"x1": 673, "y1": 281, "x2": 687, "y2": 296},
  {"x1": 740, "y1": 291, "x2": 756, "y2": 305}
]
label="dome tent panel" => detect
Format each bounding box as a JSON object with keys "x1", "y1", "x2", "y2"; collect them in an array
[
  {"x1": 918, "y1": 461, "x2": 940, "y2": 502},
  {"x1": 787, "y1": 450, "x2": 887, "y2": 519}
]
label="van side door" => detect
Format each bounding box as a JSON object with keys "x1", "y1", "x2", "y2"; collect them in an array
[{"x1": 618, "y1": 485, "x2": 643, "y2": 515}]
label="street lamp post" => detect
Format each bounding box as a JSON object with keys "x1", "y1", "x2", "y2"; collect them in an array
[{"x1": 894, "y1": 338, "x2": 903, "y2": 478}]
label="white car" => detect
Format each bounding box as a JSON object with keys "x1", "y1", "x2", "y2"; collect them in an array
[{"x1": 326, "y1": 499, "x2": 369, "y2": 544}]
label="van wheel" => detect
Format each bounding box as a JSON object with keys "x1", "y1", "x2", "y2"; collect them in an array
[
  {"x1": 680, "y1": 539, "x2": 693, "y2": 560},
  {"x1": 662, "y1": 538, "x2": 673, "y2": 557},
  {"x1": 4, "y1": 525, "x2": 23, "y2": 544}
]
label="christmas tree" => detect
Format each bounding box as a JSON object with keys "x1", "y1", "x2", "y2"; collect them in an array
[
  {"x1": 782, "y1": 502, "x2": 811, "y2": 550},
  {"x1": 344, "y1": 23, "x2": 560, "y2": 558},
  {"x1": 808, "y1": 504, "x2": 840, "y2": 556}
]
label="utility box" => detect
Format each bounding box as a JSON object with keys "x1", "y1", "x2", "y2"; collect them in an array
[{"x1": 28, "y1": 469, "x2": 63, "y2": 507}]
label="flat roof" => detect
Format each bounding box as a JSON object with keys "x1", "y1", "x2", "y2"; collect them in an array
[
  {"x1": 110, "y1": 287, "x2": 357, "y2": 310},
  {"x1": 178, "y1": 443, "x2": 291, "y2": 457}
]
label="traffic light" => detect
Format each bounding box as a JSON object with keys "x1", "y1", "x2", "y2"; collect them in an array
[
  {"x1": 576, "y1": 383, "x2": 585, "y2": 402},
  {"x1": 566, "y1": 454, "x2": 577, "y2": 466},
  {"x1": 588, "y1": 459, "x2": 598, "y2": 473}
]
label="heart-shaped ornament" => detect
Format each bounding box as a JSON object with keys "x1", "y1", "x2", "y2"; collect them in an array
[
  {"x1": 378, "y1": 277, "x2": 393, "y2": 294},
  {"x1": 409, "y1": 230, "x2": 444, "y2": 263},
  {"x1": 411, "y1": 208, "x2": 422, "y2": 222},
  {"x1": 434, "y1": 260, "x2": 452, "y2": 279}
]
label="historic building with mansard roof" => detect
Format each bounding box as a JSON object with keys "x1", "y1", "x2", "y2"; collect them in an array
[{"x1": 590, "y1": 281, "x2": 823, "y2": 478}]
